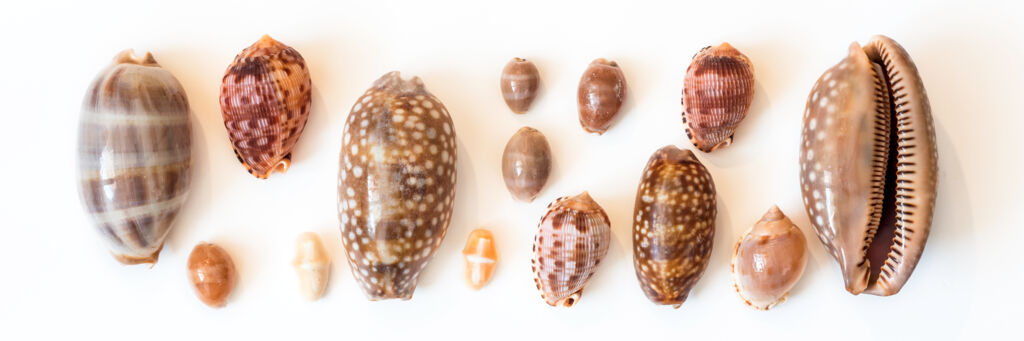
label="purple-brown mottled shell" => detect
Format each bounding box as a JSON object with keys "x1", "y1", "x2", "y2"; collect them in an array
[
  {"x1": 338, "y1": 72, "x2": 457, "y2": 300},
  {"x1": 682, "y1": 43, "x2": 755, "y2": 152},
  {"x1": 531, "y1": 192, "x2": 610, "y2": 307},
  {"x1": 577, "y1": 58, "x2": 627, "y2": 134}
]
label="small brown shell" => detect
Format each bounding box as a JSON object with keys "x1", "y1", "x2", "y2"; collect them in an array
[
  {"x1": 632, "y1": 146, "x2": 717, "y2": 308},
  {"x1": 500, "y1": 57, "x2": 540, "y2": 114},
  {"x1": 531, "y1": 192, "x2": 610, "y2": 307},
  {"x1": 577, "y1": 58, "x2": 627, "y2": 134},
  {"x1": 731, "y1": 206, "x2": 808, "y2": 310},
  {"x1": 220, "y1": 35, "x2": 312, "y2": 179},
  {"x1": 187, "y1": 242, "x2": 238, "y2": 308},
  {"x1": 501, "y1": 126, "x2": 552, "y2": 202},
  {"x1": 462, "y1": 229, "x2": 498, "y2": 290},
  {"x1": 293, "y1": 232, "x2": 331, "y2": 301},
  {"x1": 682, "y1": 43, "x2": 755, "y2": 152}
]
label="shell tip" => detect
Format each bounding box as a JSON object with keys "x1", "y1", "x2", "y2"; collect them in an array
[
  {"x1": 762, "y1": 205, "x2": 785, "y2": 221},
  {"x1": 113, "y1": 49, "x2": 160, "y2": 67}
]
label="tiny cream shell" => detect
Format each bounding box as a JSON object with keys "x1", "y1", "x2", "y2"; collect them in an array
[
  {"x1": 462, "y1": 229, "x2": 497, "y2": 290},
  {"x1": 293, "y1": 232, "x2": 331, "y2": 301},
  {"x1": 731, "y1": 206, "x2": 807, "y2": 310}
]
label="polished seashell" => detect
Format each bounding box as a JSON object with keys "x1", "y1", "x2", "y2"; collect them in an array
[
  {"x1": 682, "y1": 43, "x2": 755, "y2": 152},
  {"x1": 220, "y1": 35, "x2": 312, "y2": 179},
  {"x1": 293, "y1": 232, "x2": 331, "y2": 301},
  {"x1": 337, "y1": 72, "x2": 457, "y2": 300},
  {"x1": 462, "y1": 229, "x2": 497, "y2": 290},
  {"x1": 531, "y1": 192, "x2": 610, "y2": 307},
  {"x1": 77, "y1": 50, "x2": 192, "y2": 265},
  {"x1": 731, "y1": 206, "x2": 807, "y2": 310},
  {"x1": 577, "y1": 58, "x2": 627, "y2": 134},
  {"x1": 501, "y1": 126, "x2": 552, "y2": 202},
  {"x1": 800, "y1": 35, "x2": 938, "y2": 296},
  {"x1": 187, "y1": 242, "x2": 237, "y2": 308},
  {"x1": 500, "y1": 57, "x2": 540, "y2": 114},
  {"x1": 632, "y1": 146, "x2": 716, "y2": 308}
]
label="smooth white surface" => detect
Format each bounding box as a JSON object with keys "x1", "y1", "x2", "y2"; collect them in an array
[{"x1": 1, "y1": 0, "x2": 1022, "y2": 339}]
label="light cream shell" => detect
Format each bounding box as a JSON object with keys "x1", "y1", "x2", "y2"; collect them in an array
[{"x1": 293, "y1": 232, "x2": 331, "y2": 301}]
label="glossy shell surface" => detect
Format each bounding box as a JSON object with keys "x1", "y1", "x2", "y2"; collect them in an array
[
  {"x1": 462, "y1": 229, "x2": 498, "y2": 290},
  {"x1": 220, "y1": 35, "x2": 312, "y2": 179},
  {"x1": 77, "y1": 50, "x2": 192, "y2": 265},
  {"x1": 338, "y1": 72, "x2": 457, "y2": 300},
  {"x1": 731, "y1": 206, "x2": 807, "y2": 310},
  {"x1": 800, "y1": 35, "x2": 938, "y2": 296},
  {"x1": 632, "y1": 146, "x2": 717, "y2": 308},
  {"x1": 293, "y1": 232, "x2": 331, "y2": 301},
  {"x1": 501, "y1": 126, "x2": 552, "y2": 202},
  {"x1": 500, "y1": 57, "x2": 540, "y2": 114},
  {"x1": 682, "y1": 43, "x2": 755, "y2": 152},
  {"x1": 187, "y1": 242, "x2": 237, "y2": 308},
  {"x1": 531, "y1": 192, "x2": 610, "y2": 307},
  {"x1": 577, "y1": 58, "x2": 627, "y2": 134}
]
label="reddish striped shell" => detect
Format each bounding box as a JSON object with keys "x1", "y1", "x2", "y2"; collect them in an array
[
  {"x1": 220, "y1": 35, "x2": 312, "y2": 179},
  {"x1": 531, "y1": 192, "x2": 610, "y2": 307},
  {"x1": 682, "y1": 43, "x2": 755, "y2": 152},
  {"x1": 632, "y1": 146, "x2": 716, "y2": 308},
  {"x1": 338, "y1": 72, "x2": 457, "y2": 300}
]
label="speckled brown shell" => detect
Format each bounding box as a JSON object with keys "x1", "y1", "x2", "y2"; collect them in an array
[
  {"x1": 682, "y1": 43, "x2": 755, "y2": 152},
  {"x1": 501, "y1": 126, "x2": 551, "y2": 202},
  {"x1": 800, "y1": 35, "x2": 937, "y2": 296},
  {"x1": 577, "y1": 58, "x2": 627, "y2": 134},
  {"x1": 531, "y1": 192, "x2": 610, "y2": 307},
  {"x1": 500, "y1": 57, "x2": 540, "y2": 114},
  {"x1": 220, "y1": 35, "x2": 312, "y2": 179},
  {"x1": 731, "y1": 206, "x2": 807, "y2": 310},
  {"x1": 77, "y1": 50, "x2": 192, "y2": 265},
  {"x1": 632, "y1": 146, "x2": 717, "y2": 308},
  {"x1": 337, "y1": 72, "x2": 457, "y2": 300},
  {"x1": 187, "y1": 242, "x2": 237, "y2": 308}
]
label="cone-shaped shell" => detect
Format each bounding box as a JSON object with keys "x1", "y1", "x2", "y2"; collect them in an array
[
  {"x1": 577, "y1": 59, "x2": 627, "y2": 134},
  {"x1": 682, "y1": 43, "x2": 755, "y2": 152},
  {"x1": 293, "y1": 232, "x2": 331, "y2": 301},
  {"x1": 531, "y1": 192, "x2": 611, "y2": 307},
  {"x1": 731, "y1": 206, "x2": 807, "y2": 310},
  {"x1": 501, "y1": 126, "x2": 552, "y2": 202},
  {"x1": 500, "y1": 57, "x2": 540, "y2": 114},
  {"x1": 462, "y1": 229, "x2": 498, "y2": 290}
]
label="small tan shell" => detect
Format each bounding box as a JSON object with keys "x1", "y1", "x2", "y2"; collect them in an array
[
  {"x1": 500, "y1": 57, "x2": 540, "y2": 114},
  {"x1": 731, "y1": 206, "x2": 807, "y2": 310},
  {"x1": 531, "y1": 192, "x2": 611, "y2": 307},
  {"x1": 462, "y1": 229, "x2": 497, "y2": 290},
  {"x1": 187, "y1": 242, "x2": 238, "y2": 308},
  {"x1": 682, "y1": 43, "x2": 755, "y2": 152},
  {"x1": 577, "y1": 59, "x2": 627, "y2": 134},
  {"x1": 293, "y1": 232, "x2": 331, "y2": 301},
  {"x1": 501, "y1": 127, "x2": 552, "y2": 202}
]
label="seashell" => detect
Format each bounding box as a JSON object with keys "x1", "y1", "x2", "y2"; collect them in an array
[
  {"x1": 731, "y1": 205, "x2": 807, "y2": 310},
  {"x1": 187, "y1": 242, "x2": 238, "y2": 308},
  {"x1": 577, "y1": 58, "x2": 627, "y2": 134},
  {"x1": 462, "y1": 229, "x2": 497, "y2": 290},
  {"x1": 293, "y1": 232, "x2": 331, "y2": 301},
  {"x1": 220, "y1": 35, "x2": 312, "y2": 179},
  {"x1": 77, "y1": 50, "x2": 192, "y2": 265},
  {"x1": 500, "y1": 57, "x2": 540, "y2": 114},
  {"x1": 682, "y1": 43, "x2": 755, "y2": 152},
  {"x1": 337, "y1": 71, "x2": 457, "y2": 300},
  {"x1": 632, "y1": 146, "x2": 717, "y2": 308},
  {"x1": 531, "y1": 192, "x2": 610, "y2": 307},
  {"x1": 800, "y1": 35, "x2": 938, "y2": 296},
  {"x1": 501, "y1": 126, "x2": 552, "y2": 202}
]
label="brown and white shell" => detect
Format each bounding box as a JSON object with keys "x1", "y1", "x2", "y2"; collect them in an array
[
  {"x1": 682, "y1": 43, "x2": 755, "y2": 153},
  {"x1": 577, "y1": 58, "x2": 627, "y2": 134},
  {"x1": 632, "y1": 146, "x2": 717, "y2": 308},
  {"x1": 731, "y1": 206, "x2": 807, "y2": 310},
  {"x1": 337, "y1": 72, "x2": 457, "y2": 300},
  {"x1": 501, "y1": 126, "x2": 552, "y2": 202},
  {"x1": 800, "y1": 35, "x2": 938, "y2": 296},
  {"x1": 531, "y1": 192, "x2": 610, "y2": 307},
  {"x1": 220, "y1": 35, "x2": 312, "y2": 179},
  {"x1": 462, "y1": 229, "x2": 498, "y2": 290},
  {"x1": 500, "y1": 57, "x2": 540, "y2": 114}
]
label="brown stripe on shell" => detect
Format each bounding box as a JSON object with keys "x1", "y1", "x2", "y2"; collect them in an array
[
  {"x1": 500, "y1": 57, "x2": 540, "y2": 114},
  {"x1": 531, "y1": 192, "x2": 610, "y2": 307},
  {"x1": 577, "y1": 59, "x2": 627, "y2": 134},
  {"x1": 682, "y1": 43, "x2": 755, "y2": 153}
]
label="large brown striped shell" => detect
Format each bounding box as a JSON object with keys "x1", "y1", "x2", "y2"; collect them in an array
[
  {"x1": 800, "y1": 35, "x2": 938, "y2": 296},
  {"x1": 220, "y1": 35, "x2": 312, "y2": 179},
  {"x1": 577, "y1": 59, "x2": 627, "y2": 134},
  {"x1": 531, "y1": 192, "x2": 610, "y2": 307},
  {"x1": 77, "y1": 50, "x2": 192, "y2": 265},
  {"x1": 338, "y1": 72, "x2": 457, "y2": 300},
  {"x1": 632, "y1": 146, "x2": 717, "y2": 308},
  {"x1": 682, "y1": 43, "x2": 755, "y2": 152}
]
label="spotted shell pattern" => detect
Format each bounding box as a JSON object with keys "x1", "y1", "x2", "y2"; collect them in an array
[
  {"x1": 633, "y1": 146, "x2": 717, "y2": 308},
  {"x1": 338, "y1": 72, "x2": 457, "y2": 300},
  {"x1": 77, "y1": 50, "x2": 192, "y2": 265},
  {"x1": 220, "y1": 35, "x2": 312, "y2": 179},
  {"x1": 531, "y1": 192, "x2": 610, "y2": 307},
  {"x1": 682, "y1": 43, "x2": 755, "y2": 152}
]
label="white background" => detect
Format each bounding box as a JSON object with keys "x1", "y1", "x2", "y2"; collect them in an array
[{"x1": 1, "y1": 0, "x2": 1021, "y2": 339}]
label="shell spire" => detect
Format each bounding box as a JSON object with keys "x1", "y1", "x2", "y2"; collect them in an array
[{"x1": 731, "y1": 205, "x2": 808, "y2": 310}]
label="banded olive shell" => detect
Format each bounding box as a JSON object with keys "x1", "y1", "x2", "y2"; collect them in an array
[
  {"x1": 77, "y1": 50, "x2": 192, "y2": 265},
  {"x1": 501, "y1": 126, "x2": 552, "y2": 202},
  {"x1": 577, "y1": 58, "x2": 627, "y2": 134},
  {"x1": 531, "y1": 192, "x2": 610, "y2": 307},
  {"x1": 682, "y1": 43, "x2": 755, "y2": 152},
  {"x1": 731, "y1": 206, "x2": 807, "y2": 310},
  {"x1": 500, "y1": 57, "x2": 540, "y2": 114},
  {"x1": 800, "y1": 35, "x2": 938, "y2": 296},
  {"x1": 632, "y1": 146, "x2": 716, "y2": 308},
  {"x1": 338, "y1": 72, "x2": 457, "y2": 300}
]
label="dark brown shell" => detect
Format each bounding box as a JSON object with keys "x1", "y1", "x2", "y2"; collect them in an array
[
  {"x1": 337, "y1": 72, "x2": 457, "y2": 300},
  {"x1": 682, "y1": 43, "x2": 755, "y2": 152},
  {"x1": 187, "y1": 242, "x2": 237, "y2": 308},
  {"x1": 632, "y1": 145, "x2": 717, "y2": 308},
  {"x1": 501, "y1": 126, "x2": 551, "y2": 202},
  {"x1": 577, "y1": 58, "x2": 627, "y2": 134},
  {"x1": 220, "y1": 35, "x2": 312, "y2": 179},
  {"x1": 531, "y1": 192, "x2": 610, "y2": 307},
  {"x1": 500, "y1": 57, "x2": 540, "y2": 114}
]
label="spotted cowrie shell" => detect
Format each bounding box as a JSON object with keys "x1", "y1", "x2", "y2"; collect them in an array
[{"x1": 531, "y1": 192, "x2": 610, "y2": 307}]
